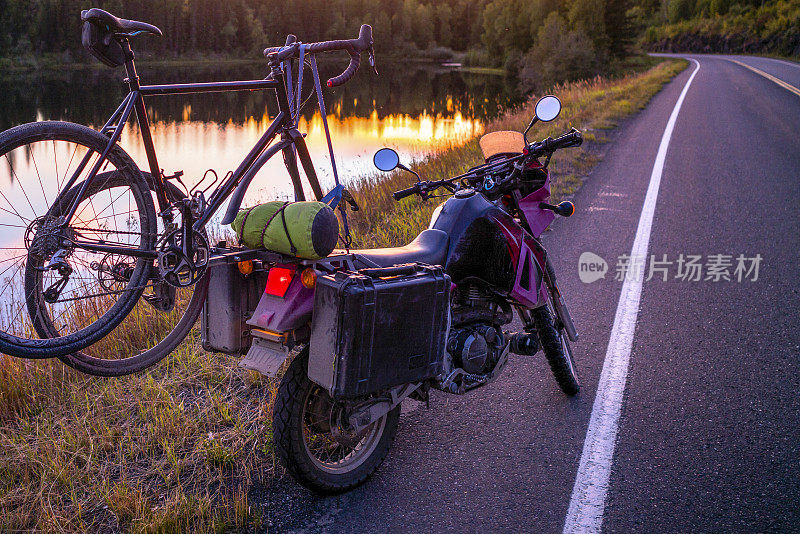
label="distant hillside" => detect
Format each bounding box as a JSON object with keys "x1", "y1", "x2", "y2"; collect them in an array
[{"x1": 639, "y1": 0, "x2": 800, "y2": 57}]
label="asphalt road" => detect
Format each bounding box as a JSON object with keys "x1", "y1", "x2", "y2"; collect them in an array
[{"x1": 252, "y1": 55, "x2": 800, "y2": 533}]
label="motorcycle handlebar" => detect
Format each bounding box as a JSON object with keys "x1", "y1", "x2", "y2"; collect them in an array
[
  {"x1": 533, "y1": 128, "x2": 583, "y2": 155},
  {"x1": 392, "y1": 183, "x2": 420, "y2": 201},
  {"x1": 550, "y1": 128, "x2": 583, "y2": 149},
  {"x1": 264, "y1": 25, "x2": 373, "y2": 88}
]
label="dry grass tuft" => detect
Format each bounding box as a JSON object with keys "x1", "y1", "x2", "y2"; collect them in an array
[
  {"x1": 0, "y1": 59, "x2": 686, "y2": 532},
  {"x1": 0, "y1": 341, "x2": 272, "y2": 532}
]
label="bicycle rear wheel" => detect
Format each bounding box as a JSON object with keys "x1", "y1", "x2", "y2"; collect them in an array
[
  {"x1": 57, "y1": 273, "x2": 208, "y2": 376},
  {"x1": 0, "y1": 121, "x2": 155, "y2": 358},
  {"x1": 29, "y1": 170, "x2": 208, "y2": 376}
]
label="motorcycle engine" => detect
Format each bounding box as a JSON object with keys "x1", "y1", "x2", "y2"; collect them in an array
[{"x1": 446, "y1": 323, "x2": 505, "y2": 375}]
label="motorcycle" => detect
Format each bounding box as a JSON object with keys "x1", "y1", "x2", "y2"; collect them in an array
[{"x1": 206, "y1": 95, "x2": 584, "y2": 493}]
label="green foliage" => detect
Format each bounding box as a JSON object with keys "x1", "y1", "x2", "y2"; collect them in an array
[
  {"x1": 642, "y1": 0, "x2": 800, "y2": 56},
  {"x1": 668, "y1": 0, "x2": 697, "y2": 23},
  {"x1": 519, "y1": 13, "x2": 600, "y2": 89},
  {"x1": 0, "y1": 0, "x2": 496, "y2": 62},
  {"x1": 0, "y1": 0, "x2": 671, "y2": 94}
]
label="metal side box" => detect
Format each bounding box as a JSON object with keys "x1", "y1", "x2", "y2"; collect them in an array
[
  {"x1": 201, "y1": 262, "x2": 267, "y2": 354},
  {"x1": 308, "y1": 264, "x2": 450, "y2": 398}
]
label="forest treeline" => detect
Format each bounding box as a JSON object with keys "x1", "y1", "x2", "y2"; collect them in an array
[
  {"x1": 640, "y1": 0, "x2": 800, "y2": 56},
  {"x1": 0, "y1": 0, "x2": 797, "y2": 89}
]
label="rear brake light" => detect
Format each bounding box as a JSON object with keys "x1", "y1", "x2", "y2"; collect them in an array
[{"x1": 266, "y1": 265, "x2": 295, "y2": 297}]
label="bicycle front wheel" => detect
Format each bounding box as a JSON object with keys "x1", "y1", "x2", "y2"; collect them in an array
[{"x1": 0, "y1": 121, "x2": 156, "y2": 358}]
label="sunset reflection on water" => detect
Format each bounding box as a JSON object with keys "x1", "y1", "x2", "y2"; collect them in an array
[
  {"x1": 2, "y1": 62, "x2": 519, "y2": 227},
  {"x1": 117, "y1": 106, "x2": 483, "y2": 207}
]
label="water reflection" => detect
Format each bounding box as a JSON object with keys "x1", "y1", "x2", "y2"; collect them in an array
[
  {"x1": 1, "y1": 61, "x2": 520, "y2": 205},
  {"x1": 118, "y1": 108, "x2": 483, "y2": 205}
]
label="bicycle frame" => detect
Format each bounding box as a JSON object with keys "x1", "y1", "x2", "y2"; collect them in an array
[{"x1": 59, "y1": 39, "x2": 325, "y2": 260}]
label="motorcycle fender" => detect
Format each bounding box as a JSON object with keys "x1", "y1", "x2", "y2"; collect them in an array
[
  {"x1": 247, "y1": 275, "x2": 314, "y2": 332},
  {"x1": 239, "y1": 335, "x2": 289, "y2": 377}
]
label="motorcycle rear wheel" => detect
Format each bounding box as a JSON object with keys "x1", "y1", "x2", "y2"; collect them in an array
[{"x1": 273, "y1": 348, "x2": 401, "y2": 494}]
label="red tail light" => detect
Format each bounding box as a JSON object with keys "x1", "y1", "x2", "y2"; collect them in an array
[{"x1": 266, "y1": 265, "x2": 295, "y2": 297}]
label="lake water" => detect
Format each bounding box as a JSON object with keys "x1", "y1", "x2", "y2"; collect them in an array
[{"x1": 0, "y1": 61, "x2": 520, "y2": 205}]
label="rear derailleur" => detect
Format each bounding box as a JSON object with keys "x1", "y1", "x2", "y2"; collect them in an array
[{"x1": 26, "y1": 215, "x2": 75, "y2": 303}]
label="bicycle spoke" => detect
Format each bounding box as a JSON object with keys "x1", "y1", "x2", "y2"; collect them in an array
[
  {"x1": 61, "y1": 142, "x2": 79, "y2": 189},
  {"x1": 0, "y1": 258, "x2": 25, "y2": 303},
  {"x1": 0, "y1": 157, "x2": 30, "y2": 223},
  {"x1": 87, "y1": 209, "x2": 140, "y2": 224},
  {"x1": 28, "y1": 146, "x2": 49, "y2": 207},
  {"x1": 89, "y1": 185, "x2": 131, "y2": 222},
  {"x1": 0, "y1": 203, "x2": 29, "y2": 223},
  {"x1": 0, "y1": 254, "x2": 26, "y2": 266},
  {"x1": 53, "y1": 140, "x2": 59, "y2": 190},
  {"x1": 17, "y1": 146, "x2": 40, "y2": 219},
  {"x1": 0, "y1": 255, "x2": 24, "y2": 283}
]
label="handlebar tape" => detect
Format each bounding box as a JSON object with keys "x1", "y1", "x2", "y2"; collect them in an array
[{"x1": 264, "y1": 25, "x2": 373, "y2": 88}]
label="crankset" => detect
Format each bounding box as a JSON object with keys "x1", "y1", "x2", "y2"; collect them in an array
[
  {"x1": 153, "y1": 193, "x2": 210, "y2": 288},
  {"x1": 157, "y1": 228, "x2": 209, "y2": 288}
]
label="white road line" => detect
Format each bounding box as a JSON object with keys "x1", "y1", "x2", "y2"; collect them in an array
[{"x1": 562, "y1": 58, "x2": 701, "y2": 534}]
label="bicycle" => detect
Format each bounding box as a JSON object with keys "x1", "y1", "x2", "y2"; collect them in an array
[{"x1": 0, "y1": 8, "x2": 373, "y2": 374}]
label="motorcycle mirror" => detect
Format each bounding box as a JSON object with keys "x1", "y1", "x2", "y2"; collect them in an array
[
  {"x1": 373, "y1": 148, "x2": 400, "y2": 172},
  {"x1": 534, "y1": 95, "x2": 561, "y2": 122}
]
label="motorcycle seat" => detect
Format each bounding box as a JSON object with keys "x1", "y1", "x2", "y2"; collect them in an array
[{"x1": 352, "y1": 229, "x2": 449, "y2": 268}]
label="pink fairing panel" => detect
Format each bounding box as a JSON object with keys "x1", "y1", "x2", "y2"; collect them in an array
[
  {"x1": 509, "y1": 239, "x2": 547, "y2": 307},
  {"x1": 519, "y1": 174, "x2": 555, "y2": 238}
]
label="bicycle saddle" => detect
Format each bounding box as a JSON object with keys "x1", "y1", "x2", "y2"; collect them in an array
[
  {"x1": 81, "y1": 8, "x2": 163, "y2": 37},
  {"x1": 352, "y1": 229, "x2": 449, "y2": 268}
]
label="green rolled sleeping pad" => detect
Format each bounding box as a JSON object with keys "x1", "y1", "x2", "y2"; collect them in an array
[{"x1": 231, "y1": 201, "x2": 339, "y2": 260}]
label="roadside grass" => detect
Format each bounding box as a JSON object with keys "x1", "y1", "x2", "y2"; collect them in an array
[
  {"x1": 347, "y1": 59, "x2": 688, "y2": 248},
  {"x1": 0, "y1": 342, "x2": 273, "y2": 532},
  {"x1": 0, "y1": 58, "x2": 686, "y2": 532}
]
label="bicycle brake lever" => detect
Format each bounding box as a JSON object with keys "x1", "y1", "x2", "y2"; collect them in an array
[{"x1": 341, "y1": 189, "x2": 360, "y2": 211}]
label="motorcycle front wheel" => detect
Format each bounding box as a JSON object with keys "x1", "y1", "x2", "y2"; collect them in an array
[
  {"x1": 534, "y1": 304, "x2": 580, "y2": 396},
  {"x1": 273, "y1": 348, "x2": 400, "y2": 494}
]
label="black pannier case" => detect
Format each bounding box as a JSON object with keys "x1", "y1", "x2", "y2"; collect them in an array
[
  {"x1": 201, "y1": 262, "x2": 267, "y2": 354},
  {"x1": 309, "y1": 264, "x2": 450, "y2": 398}
]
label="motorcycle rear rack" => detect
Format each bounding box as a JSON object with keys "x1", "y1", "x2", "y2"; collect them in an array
[{"x1": 208, "y1": 244, "x2": 359, "y2": 272}]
